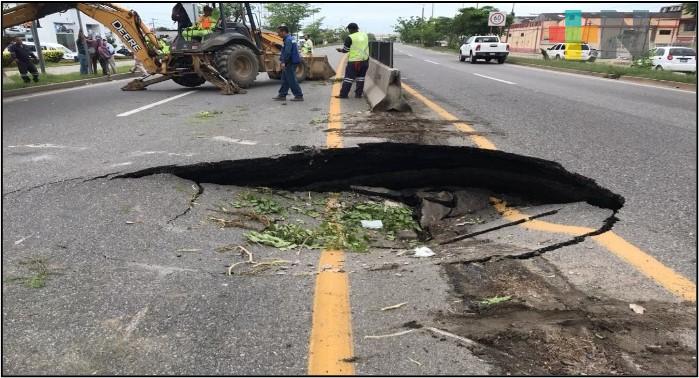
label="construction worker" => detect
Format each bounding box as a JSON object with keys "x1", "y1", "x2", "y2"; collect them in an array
[
  {"x1": 7, "y1": 37, "x2": 39, "y2": 83},
  {"x1": 273, "y1": 25, "x2": 303, "y2": 101},
  {"x1": 158, "y1": 35, "x2": 171, "y2": 55},
  {"x1": 336, "y1": 23, "x2": 369, "y2": 99},
  {"x1": 183, "y1": 5, "x2": 219, "y2": 40},
  {"x1": 301, "y1": 33, "x2": 313, "y2": 56}
]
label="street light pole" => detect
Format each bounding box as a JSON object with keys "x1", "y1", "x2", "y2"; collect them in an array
[
  {"x1": 30, "y1": 20, "x2": 46, "y2": 74},
  {"x1": 75, "y1": 7, "x2": 93, "y2": 74}
]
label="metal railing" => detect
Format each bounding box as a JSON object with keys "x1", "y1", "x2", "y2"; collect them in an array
[{"x1": 369, "y1": 41, "x2": 393, "y2": 67}]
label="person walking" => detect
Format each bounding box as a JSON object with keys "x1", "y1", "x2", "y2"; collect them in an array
[
  {"x1": 273, "y1": 25, "x2": 303, "y2": 101},
  {"x1": 76, "y1": 30, "x2": 89, "y2": 74},
  {"x1": 336, "y1": 23, "x2": 370, "y2": 99},
  {"x1": 7, "y1": 38, "x2": 39, "y2": 83}
]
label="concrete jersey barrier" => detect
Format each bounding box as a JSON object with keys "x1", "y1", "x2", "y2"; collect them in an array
[{"x1": 364, "y1": 58, "x2": 411, "y2": 112}]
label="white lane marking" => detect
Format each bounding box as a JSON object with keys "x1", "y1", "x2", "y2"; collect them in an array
[
  {"x1": 110, "y1": 162, "x2": 133, "y2": 168},
  {"x1": 117, "y1": 91, "x2": 195, "y2": 117},
  {"x1": 424, "y1": 59, "x2": 441, "y2": 65},
  {"x1": 473, "y1": 73, "x2": 516, "y2": 85},
  {"x1": 130, "y1": 150, "x2": 196, "y2": 157},
  {"x1": 509, "y1": 64, "x2": 696, "y2": 94},
  {"x1": 212, "y1": 136, "x2": 258, "y2": 145},
  {"x1": 8, "y1": 143, "x2": 88, "y2": 150},
  {"x1": 2, "y1": 78, "x2": 134, "y2": 103}
]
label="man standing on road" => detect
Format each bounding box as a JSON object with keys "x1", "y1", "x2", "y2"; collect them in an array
[
  {"x1": 336, "y1": 23, "x2": 369, "y2": 99},
  {"x1": 273, "y1": 25, "x2": 303, "y2": 101},
  {"x1": 7, "y1": 38, "x2": 39, "y2": 83}
]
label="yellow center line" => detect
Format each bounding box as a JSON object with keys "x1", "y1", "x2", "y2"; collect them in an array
[
  {"x1": 403, "y1": 82, "x2": 696, "y2": 302},
  {"x1": 308, "y1": 55, "x2": 355, "y2": 375}
]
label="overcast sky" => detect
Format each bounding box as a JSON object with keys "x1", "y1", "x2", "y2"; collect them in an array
[{"x1": 120, "y1": 2, "x2": 672, "y2": 34}]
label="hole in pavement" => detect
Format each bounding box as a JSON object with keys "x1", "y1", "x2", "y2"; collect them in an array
[
  {"x1": 115, "y1": 143, "x2": 623, "y2": 251},
  {"x1": 116, "y1": 143, "x2": 623, "y2": 210}
]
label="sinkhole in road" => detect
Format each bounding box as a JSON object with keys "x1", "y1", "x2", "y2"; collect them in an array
[
  {"x1": 112, "y1": 143, "x2": 696, "y2": 374},
  {"x1": 117, "y1": 142, "x2": 624, "y2": 253}
]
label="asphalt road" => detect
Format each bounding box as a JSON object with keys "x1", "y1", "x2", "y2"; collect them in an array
[
  {"x1": 394, "y1": 43, "x2": 697, "y2": 280},
  {"x1": 2, "y1": 45, "x2": 696, "y2": 375}
]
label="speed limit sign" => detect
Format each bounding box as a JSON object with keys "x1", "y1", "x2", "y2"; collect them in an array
[{"x1": 488, "y1": 11, "x2": 506, "y2": 26}]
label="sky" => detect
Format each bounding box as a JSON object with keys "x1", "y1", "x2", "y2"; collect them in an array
[{"x1": 120, "y1": 2, "x2": 673, "y2": 34}]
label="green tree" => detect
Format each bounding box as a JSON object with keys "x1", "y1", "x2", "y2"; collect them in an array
[
  {"x1": 367, "y1": 33, "x2": 377, "y2": 41},
  {"x1": 393, "y1": 16, "x2": 424, "y2": 43},
  {"x1": 683, "y1": 3, "x2": 697, "y2": 16},
  {"x1": 265, "y1": 3, "x2": 320, "y2": 34},
  {"x1": 452, "y1": 6, "x2": 498, "y2": 38}
]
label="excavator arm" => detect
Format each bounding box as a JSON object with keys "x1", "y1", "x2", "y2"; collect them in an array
[{"x1": 2, "y1": 2, "x2": 162, "y2": 73}]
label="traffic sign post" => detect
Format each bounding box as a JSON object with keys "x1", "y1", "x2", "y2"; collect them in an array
[{"x1": 488, "y1": 11, "x2": 506, "y2": 27}]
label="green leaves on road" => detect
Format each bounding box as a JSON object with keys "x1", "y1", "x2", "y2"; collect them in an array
[{"x1": 214, "y1": 189, "x2": 422, "y2": 252}]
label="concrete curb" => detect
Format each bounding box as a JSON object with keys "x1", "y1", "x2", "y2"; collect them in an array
[
  {"x1": 507, "y1": 61, "x2": 696, "y2": 91},
  {"x1": 2, "y1": 72, "x2": 140, "y2": 97},
  {"x1": 364, "y1": 58, "x2": 412, "y2": 112}
]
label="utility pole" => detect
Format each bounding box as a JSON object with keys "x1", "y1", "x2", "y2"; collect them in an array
[
  {"x1": 421, "y1": 4, "x2": 425, "y2": 21},
  {"x1": 30, "y1": 20, "x2": 46, "y2": 74},
  {"x1": 75, "y1": 7, "x2": 93, "y2": 74},
  {"x1": 431, "y1": 3, "x2": 434, "y2": 19},
  {"x1": 151, "y1": 18, "x2": 156, "y2": 30}
]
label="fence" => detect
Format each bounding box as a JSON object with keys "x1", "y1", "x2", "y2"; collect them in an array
[{"x1": 369, "y1": 41, "x2": 393, "y2": 68}]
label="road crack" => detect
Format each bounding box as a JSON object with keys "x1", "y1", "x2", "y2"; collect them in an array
[{"x1": 167, "y1": 182, "x2": 203, "y2": 224}]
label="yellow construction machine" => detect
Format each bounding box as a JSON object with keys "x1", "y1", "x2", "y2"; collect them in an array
[{"x1": 1, "y1": 2, "x2": 335, "y2": 93}]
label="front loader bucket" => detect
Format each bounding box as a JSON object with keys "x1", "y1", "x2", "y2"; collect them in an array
[{"x1": 305, "y1": 55, "x2": 336, "y2": 80}]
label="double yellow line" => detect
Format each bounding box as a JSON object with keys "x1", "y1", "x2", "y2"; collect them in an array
[
  {"x1": 307, "y1": 55, "x2": 354, "y2": 375},
  {"x1": 402, "y1": 82, "x2": 696, "y2": 302}
]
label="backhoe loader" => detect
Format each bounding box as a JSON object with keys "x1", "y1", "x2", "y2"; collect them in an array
[{"x1": 1, "y1": 2, "x2": 335, "y2": 93}]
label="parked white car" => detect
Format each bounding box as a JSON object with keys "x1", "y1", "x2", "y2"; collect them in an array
[
  {"x1": 546, "y1": 43, "x2": 598, "y2": 62},
  {"x1": 459, "y1": 35, "x2": 509, "y2": 64},
  {"x1": 651, "y1": 46, "x2": 696, "y2": 73},
  {"x1": 16, "y1": 42, "x2": 78, "y2": 61}
]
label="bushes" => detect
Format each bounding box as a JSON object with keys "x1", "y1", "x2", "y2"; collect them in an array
[
  {"x1": 43, "y1": 50, "x2": 64, "y2": 63},
  {"x1": 2, "y1": 50, "x2": 64, "y2": 65},
  {"x1": 2, "y1": 51, "x2": 14, "y2": 67}
]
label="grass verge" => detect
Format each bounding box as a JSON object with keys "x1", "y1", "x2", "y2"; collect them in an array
[
  {"x1": 2, "y1": 65, "x2": 132, "y2": 90},
  {"x1": 507, "y1": 56, "x2": 697, "y2": 84}
]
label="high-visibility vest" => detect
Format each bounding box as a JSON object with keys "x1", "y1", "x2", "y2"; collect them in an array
[
  {"x1": 198, "y1": 16, "x2": 213, "y2": 29},
  {"x1": 348, "y1": 32, "x2": 369, "y2": 62}
]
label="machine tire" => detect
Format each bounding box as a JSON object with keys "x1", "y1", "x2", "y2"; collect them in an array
[
  {"x1": 655, "y1": 65, "x2": 663, "y2": 71},
  {"x1": 295, "y1": 62, "x2": 307, "y2": 82},
  {"x1": 215, "y1": 44, "x2": 259, "y2": 88},
  {"x1": 469, "y1": 51, "x2": 477, "y2": 64},
  {"x1": 172, "y1": 74, "x2": 206, "y2": 87},
  {"x1": 497, "y1": 57, "x2": 506, "y2": 64},
  {"x1": 459, "y1": 52, "x2": 465, "y2": 62},
  {"x1": 485, "y1": 58, "x2": 492, "y2": 62}
]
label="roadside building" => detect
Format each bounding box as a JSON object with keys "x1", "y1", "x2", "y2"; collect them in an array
[
  {"x1": 3, "y1": 4, "x2": 113, "y2": 52},
  {"x1": 504, "y1": 4, "x2": 696, "y2": 58}
]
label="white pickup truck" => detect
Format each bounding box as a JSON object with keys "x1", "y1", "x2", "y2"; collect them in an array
[{"x1": 459, "y1": 35, "x2": 509, "y2": 64}]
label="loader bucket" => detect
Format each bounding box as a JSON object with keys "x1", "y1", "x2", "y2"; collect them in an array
[{"x1": 305, "y1": 55, "x2": 336, "y2": 80}]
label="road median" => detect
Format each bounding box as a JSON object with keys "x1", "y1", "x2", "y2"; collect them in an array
[
  {"x1": 2, "y1": 72, "x2": 140, "y2": 98},
  {"x1": 506, "y1": 57, "x2": 696, "y2": 91}
]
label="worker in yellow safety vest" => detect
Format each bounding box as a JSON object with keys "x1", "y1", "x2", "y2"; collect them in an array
[
  {"x1": 336, "y1": 22, "x2": 369, "y2": 98},
  {"x1": 301, "y1": 34, "x2": 314, "y2": 56}
]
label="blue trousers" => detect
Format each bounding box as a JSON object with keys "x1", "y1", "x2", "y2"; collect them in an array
[
  {"x1": 340, "y1": 60, "x2": 369, "y2": 97},
  {"x1": 278, "y1": 63, "x2": 303, "y2": 97}
]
